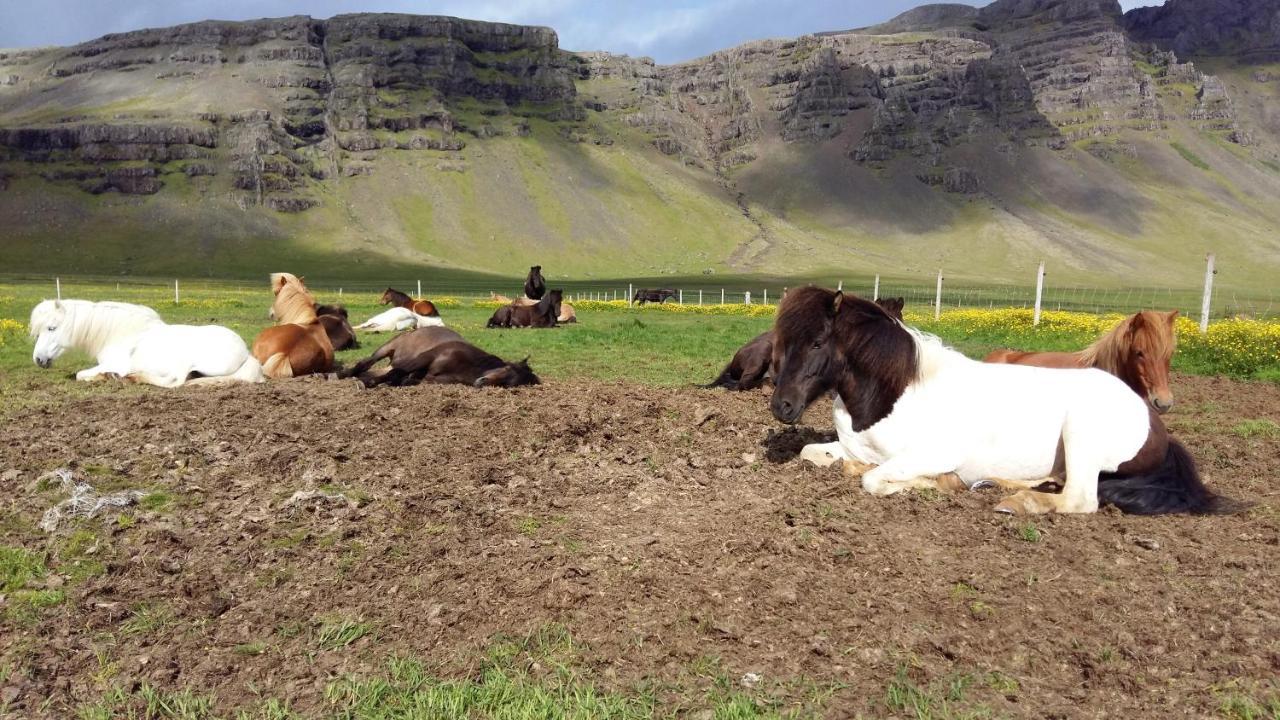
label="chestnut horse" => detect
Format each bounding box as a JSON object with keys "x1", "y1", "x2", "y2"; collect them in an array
[
  {"x1": 487, "y1": 290, "x2": 562, "y2": 328},
  {"x1": 380, "y1": 287, "x2": 439, "y2": 318},
  {"x1": 252, "y1": 273, "x2": 334, "y2": 378},
  {"x1": 705, "y1": 297, "x2": 905, "y2": 391},
  {"x1": 985, "y1": 310, "x2": 1178, "y2": 413}
]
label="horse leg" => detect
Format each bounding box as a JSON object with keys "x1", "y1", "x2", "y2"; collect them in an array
[
  {"x1": 859, "y1": 452, "x2": 960, "y2": 497},
  {"x1": 995, "y1": 421, "x2": 1100, "y2": 515},
  {"x1": 799, "y1": 441, "x2": 846, "y2": 468}
]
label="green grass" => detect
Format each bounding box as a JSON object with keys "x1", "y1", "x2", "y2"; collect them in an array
[
  {"x1": 120, "y1": 602, "x2": 175, "y2": 636},
  {"x1": 316, "y1": 617, "x2": 372, "y2": 650},
  {"x1": 1231, "y1": 419, "x2": 1280, "y2": 439},
  {"x1": 1170, "y1": 142, "x2": 1211, "y2": 170},
  {"x1": 0, "y1": 545, "x2": 65, "y2": 623},
  {"x1": 1015, "y1": 522, "x2": 1042, "y2": 543}
]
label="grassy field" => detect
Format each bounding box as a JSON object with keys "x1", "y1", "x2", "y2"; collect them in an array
[{"x1": 2, "y1": 279, "x2": 1277, "y2": 418}]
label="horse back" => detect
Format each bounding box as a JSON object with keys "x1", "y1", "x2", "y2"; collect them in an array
[{"x1": 984, "y1": 348, "x2": 1085, "y2": 369}]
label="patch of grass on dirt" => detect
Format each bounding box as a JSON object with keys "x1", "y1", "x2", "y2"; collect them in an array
[
  {"x1": 78, "y1": 684, "x2": 218, "y2": 720},
  {"x1": 1216, "y1": 681, "x2": 1280, "y2": 720},
  {"x1": 1231, "y1": 419, "x2": 1280, "y2": 439},
  {"x1": 120, "y1": 602, "x2": 175, "y2": 637},
  {"x1": 233, "y1": 641, "x2": 269, "y2": 657},
  {"x1": 1, "y1": 545, "x2": 65, "y2": 623},
  {"x1": 884, "y1": 666, "x2": 996, "y2": 720},
  {"x1": 55, "y1": 528, "x2": 107, "y2": 582},
  {"x1": 0, "y1": 545, "x2": 45, "y2": 591},
  {"x1": 140, "y1": 491, "x2": 175, "y2": 511},
  {"x1": 1016, "y1": 522, "x2": 1043, "y2": 543},
  {"x1": 316, "y1": 617, "x2": 372, "y2": 650}
]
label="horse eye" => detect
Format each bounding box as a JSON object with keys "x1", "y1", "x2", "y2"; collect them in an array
[
  {"x1": 47, "y1": 325, "x2": 56, "y2": 331},
  {"x1": 1136, "y1": 350, "x2": 1145, "y2": 358}
]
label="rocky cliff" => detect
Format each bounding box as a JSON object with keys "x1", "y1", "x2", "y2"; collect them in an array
[{"x1": 2, "y1": 3, "x2": 1279, "y2": 285}]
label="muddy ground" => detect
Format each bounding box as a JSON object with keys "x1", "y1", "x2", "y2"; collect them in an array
[{"x1": 1, "y1": 374, "x2": 1278, "y2": 718}]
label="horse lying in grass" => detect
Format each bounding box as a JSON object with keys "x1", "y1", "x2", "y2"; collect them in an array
[
  {"x1": 341, "y1": 326, "x2": 539, "y2": 388},
  {"x1": 380, "y1": 287, "x2": 439, "y2": 318},
  {"x1": 252, "y1": 273, "x2": 333, "y2": 379},
  {"x1": 354, "y1": 306, "x2": 445, "y2": 332},
  {"x1": 487, "y1": 290, "x2": 562, "y2": 328},
  {"x1": 705, "y1": 297, "x2": 904, "y2": 391},
  {"x1": 985, "y1": 310, "x2": 1178, "y2": 414},
  {"x1": 30, "y1": 299, "x2": 263, "y2": 386},
  {"x1": 315, "y1": 304, "x2": 358, "y2": 351},
  {"x1": 771, "y1": 287, "x2": 1236, "y2": 515},
  {"x1": 509, "y1": 294, "x2": 577, "y2": 323}
]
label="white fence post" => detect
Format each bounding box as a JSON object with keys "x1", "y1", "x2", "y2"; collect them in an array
[
  {"x1": 744, "y1": 291, "x2": 751, "y2": 305},
  {"x1": 339, "y1": 287, "x2": 343, "y2": 298},
  {"x1": 679, "y1": 289, "x2": 683, "y2": 304},
  {"x1": 837, "y1": 280, "x2": 843, "y2": 291},
  {"x1": 628, "y1": 283, "x2": 633, "y2": 307},
  {"x1": 934, "y1": 270, "x2": 943, "y2": 321},
  {"x1": 1033, "y1": 261, "x2": 1045, "y2": 326},
  {"x1": 699, "y1": 289, "x2": 703, "y2": 305},
  {"x1": 417, "y1": 279, "x2": 422, "y2": 298},
  {"x1": 174, "y1": 279, "x2": 180, "y2": 305},
  {"x1": 873, "y1": 275, "x2": 880, "y2": 301},
  {"x1": 55, "y1": 277, "x2": 61, "y2": 300},
  {"x1": 721, "y1": 288, "x2": 725, "y2": 304},
  {"x1": 1200, "y1": 252, "x2": 1215, "y2": 333},
  {"x1": 763, "y1": 289, "x2": 768, "y2": 305}
]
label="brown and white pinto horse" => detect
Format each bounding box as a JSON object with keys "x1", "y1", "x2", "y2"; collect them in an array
[
  {"x1": 380, "y1": 287, "x2": 439, "y2": 318},
  {"x1": 985, "y1": 310, "x2": 1178, "y2": 413},
  {"x1": 252, "y1": 273, "x2": 334, "y2": 379}
]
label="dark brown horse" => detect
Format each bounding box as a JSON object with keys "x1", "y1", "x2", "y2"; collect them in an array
[
  {"x1": 984, "y1": 310, "x2": 1178, "y2": 413},
  {"x1": 632, "y1": 288, "x2": 677, "y2": 305},
  {"x1": 315, "y1": 304, "x2": 358, "y2": 351},
  {"x1": 340, "y1": 326, "x2": 463, "y2": 382},
  {"x1": 524, "y1": 266, "x2": 546, "y2": 301},
  {"x1": 704, "y1": 297, "x2": 905, "y2": 391},
  {"x1": 487, "y1": 289, "x2": 562, "y2": 328},
  {"x1": 347, "y1": 334, "x2": 540, "y2": 389},
  {"x1": 380, "y1": 287, "x2": 439, "y2": 318}
]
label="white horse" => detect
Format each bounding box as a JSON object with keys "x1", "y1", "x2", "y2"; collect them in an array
[
  {"x1": 771, "y1": 288, "x2": 1230, "y2": 515},
  {"x1": 354, "y1": 306, "x2": 445, "y2": 332},
  {"x1": 30, "y1": 299, "x2": 264, "y2": 387}
]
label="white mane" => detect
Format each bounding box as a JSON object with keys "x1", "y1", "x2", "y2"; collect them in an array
[
  {"x1": 903, "y1": 325, "x2": 968, "y2": 384},
  {"x1": 31, "y1": 299, "x2": 162, "y2": 357}
]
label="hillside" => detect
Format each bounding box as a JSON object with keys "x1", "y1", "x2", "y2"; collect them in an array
[{"x1": 1, "y1": 0, "x2": 1279, "y2": 286}]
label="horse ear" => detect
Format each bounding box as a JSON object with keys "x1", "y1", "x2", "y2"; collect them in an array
[
  {"x1": 1166, "y1": 310, "x2": 1179, "y2": 323},
  {"x1": 831, "y1": 291, "x2": 843, "y2": 314}
]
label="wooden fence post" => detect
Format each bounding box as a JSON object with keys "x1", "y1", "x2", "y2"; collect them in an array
[{"x1": 1200, "y1": 252, "x2": 1215, "y2": 333}]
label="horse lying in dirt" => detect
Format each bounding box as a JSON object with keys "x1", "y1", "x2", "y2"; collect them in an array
[
  {"x1": 341, "y1": 326, "x2": 539, "y2": 388},
  {"x1": 487, "y1": 290, "x2": 562, "y2": 328},
  {"x1": 705, "y1": 297, "x2": 904, "y2": 391}
]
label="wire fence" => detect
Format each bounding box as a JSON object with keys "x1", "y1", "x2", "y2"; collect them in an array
[{"x1": 7, "y1": 261, "x2": 1276, "y2": 321}]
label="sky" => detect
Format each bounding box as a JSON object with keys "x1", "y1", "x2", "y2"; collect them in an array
[{"x1": 0, "y1": 0, "x2": 1166, "y2": 64}]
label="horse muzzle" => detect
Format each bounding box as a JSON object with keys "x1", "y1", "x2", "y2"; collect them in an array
[
  {"x1": 35, "y1": 357, "x2": 52, "y2": 369},
  {"x1": 1150, "y1": 395, "x2": 1174, "y2": 414},
  {"x1": 770, "y1": 396, "x2": 803, "y2": 425}
]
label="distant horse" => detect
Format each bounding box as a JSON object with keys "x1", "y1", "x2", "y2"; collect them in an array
[
  {"x1": 510, "y1": 295, "x2": 575, "y2": 323},
  {"x1": 771, "y1": 287, "x2": 1234, "y2": 515},
  {"x1": 345, "y1": 328, "x2": 539, "y2": 389},
  {"x1": 380, "y1": 287, "x2": 439, "y2": 318},
  {"x1": 490, "y1": 293, "x2": 514, "y2": 304},
  {"x1": 985, "y1": 310, "x2": 1178, "y2": 413},
  {"x1": 354, "y1": 306, "x2": 444, "y2": 332},
  {"x1": 341, "y1": 326, "x2": 464, "y2": 381},
  {"x1": 315, "y1": 304, "x2": 358, "y2": 351},
  {"x1": 525, "y1": 266, "x2": 546, "y2": 301},
  {"x1": 632, "y1": 288, "x2": 678, "y2": 305},
  {"x1": 487, "y1": 289, "x2": 562, "y2": 328},
  {"x1": 252, "y1": 273, "x2": 334, "y2": 378},
  {"x1": 30, "y1": 299, "x2": 263, "y2": 386},
  {"x1": 705, "y1": 297, "x2": 905, "y2": 391}
]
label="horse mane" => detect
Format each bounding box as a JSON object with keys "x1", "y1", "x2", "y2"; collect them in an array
[
  {"x1": 271, "y1": 273, "x2": 317, "y2": 325},
  {"x1": 31, "y1": 299, "x2": 161, "y2": 357},
  {"x1": 1079, "y1": 311, "x2": 1176, "y2": 374}
]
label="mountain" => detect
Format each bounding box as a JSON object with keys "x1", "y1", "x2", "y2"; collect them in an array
[{"x1": 1, "y1": 0, "x2": 1279, "y2": 286}]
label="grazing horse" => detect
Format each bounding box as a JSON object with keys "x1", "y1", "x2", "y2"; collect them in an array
[
  {"x1": 380, "y1": 287, "x2": 439, "y2": 318},
  {"x1": 30, "y1": 299, "x2": 263, "y2": 386},
  {"x1": 315, "y1": 304, "x2": 358, "y2": 351},
  {"x1": 487, "y1": 290, "x2": 562, "y2": 328},
  {"x1": 354, "y1": 306, "x2": 444, "y2": 332},
  {"x1": 705, "y1": 297, "x2": 905, "y2": 391},
  {"x1": 252, "y1": 273, "x2": 334, "y2": 379},
  {"x1": 525, "y1": 266, "x2": 546, "y2": 301},
  {"x1": 771, "y1": 287, "x2": 1234, "y2": 515},
  {"x1": 985, "y1": 310, "x2": 1178, "y2": 413},
  {"x1": 345, "y1": 329, "x2": 539, "y2": 389},
  {"x1": 632, "y1": 288, "x2": 677, "y2": 305}
]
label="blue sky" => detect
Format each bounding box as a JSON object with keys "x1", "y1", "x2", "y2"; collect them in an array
[{"x1": 1, "y1": 0, "x2": 1164, "y2": 63}]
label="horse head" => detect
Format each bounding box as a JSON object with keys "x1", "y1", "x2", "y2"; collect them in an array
[
  {"x1": 30, "y1": 299, "x2": 69, "y2": 368},
  {"x1": 270, "y1": 273, "x2": 317, "y2": 325},
  {"x1": 1127, "y1": 310, "x2": 1178, "y2": 413},
  {"x1": 770, "y1": 288, "x2": 916, "y2": 431},
  {"x1": 379, "y1": 288, "x2": 396, "y2": 306},
  {"x1": 474, "y1": 357, "x2": 541, "y2": 387}
]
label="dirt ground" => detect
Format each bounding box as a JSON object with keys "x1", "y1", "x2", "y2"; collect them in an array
[{"x1": 1, "y1": 373, "x2": 1278, "y2": 718}]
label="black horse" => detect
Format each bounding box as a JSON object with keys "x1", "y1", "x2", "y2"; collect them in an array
[
  {"x1": 632, "y1": 288, "x2": 678, "y2": 305},
  {"x1": 525, "y1": 266, "x2": 546, "y2": 301}
]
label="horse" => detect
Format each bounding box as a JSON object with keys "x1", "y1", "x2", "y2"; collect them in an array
[
  {"x1": 344, "y1": 329, "x2": 539, "y2": 389},
  {"x1": 340, "y1": 326, "x2": 464, "y2": 382},
  {"x1": 354, "y1": 306, "x2": 444, "y2": 332},
  {"x1": 315, "y1": 304, "x2": 358, "y2": 351},
  {"x1": 525, "y1": 266, "x2": 546, "y2": 301},
  {"x1": 487, "y1": 290, "x2": 562, "y2": 328},
  {"x1": 704, "y1": 297, "x2": 904, "y2": 391},
  {"x1": 632, "y1": 288, "x2": 678, "y2": 305},
  {"x1": 30, "y1": 299, "x2": 263, "y2": 387},
  {"x1": 509, "y1": 295, "x2": 575, "y2": 323},
  {"x1": 770, "y1": 287, "x2": 1234, "y2": 515},
  {"x1": 490, "y1": 293, "x2": 514, "y2": 304},
  {"x1": 252, "y1": 273, "x2": 334, "y2": 379},
  {"x1": 985, "y1": 310, "x2": 1178, "y2": 413},
  {"x1": 380, "y1": 287, "x2": 439, "y2": 318}
]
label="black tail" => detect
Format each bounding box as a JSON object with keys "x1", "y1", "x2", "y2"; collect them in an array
[
  {"x1": 1098, "y1": 440, "x2": 1245, "y2": 515},
  {"x1": 700, "y1": 365, "x2": 738, "y2": 390}
]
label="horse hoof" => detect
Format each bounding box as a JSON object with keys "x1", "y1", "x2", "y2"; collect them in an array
[
  {"x1": 971, "y1": 479, "x2": 994, "y2": 491},
  {"x1": 993, "y1": 505, "x2": 1017, "y2": 515}
]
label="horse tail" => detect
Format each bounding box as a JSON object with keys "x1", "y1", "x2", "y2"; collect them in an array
[
  {"x1": 261, "y1": 352, "x2": 293, "y2": 379},
  {"x1": 184, "y1": 356, "x2": 266, "y2": 386},
  {"x1": 1098, "y1": 439, "x2": 1247, "y2": 515},
  {"x1": 699, "y1": 364, "x2": 738, "y2": 390}
]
